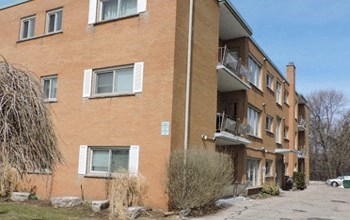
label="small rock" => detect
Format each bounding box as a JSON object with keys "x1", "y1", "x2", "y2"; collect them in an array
[
  {"x1": 51, "y1": 196, "x2": 82, "y2": 208},
  {"x1": 179, "y1": 208, "x2": 191, "y2": 218},
  {"x1": 91, "y1": 200, "x2": 109, "y2": 212},
  {"x1": 126, "y1": 206, "x2": 146, "y2": 219},
  {"x1": 11, "y1": 192, "x2": 30, "y2": 202}
]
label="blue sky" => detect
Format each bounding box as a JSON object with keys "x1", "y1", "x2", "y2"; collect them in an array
[{"x1": 231, "y1": 0, "x2": 350, "y2": 97}]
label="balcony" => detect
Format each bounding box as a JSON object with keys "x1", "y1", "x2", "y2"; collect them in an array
[
  {"x1": 298, "y1": 148, "x2": 308, "y2": 158},
  {"x1": 217, "y1": 46, "x2": 251, "y2": 92},
  {"x1": 215, "y1": 112, "x2": 250, "y2": 146},
  {"x1": 298, "y1": 117, "x2": 307, "y2": 131}
]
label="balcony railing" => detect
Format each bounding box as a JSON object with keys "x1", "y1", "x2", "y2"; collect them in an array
[
  {"x1": 298, "y1": 117, "x2": 307, "y2": 131},
  {"x1": 218, "y1": 46, "x2": 251, "y2": 80},
  {"x1": 216, "y1": 112, "x2": 249, "y2": 137}
]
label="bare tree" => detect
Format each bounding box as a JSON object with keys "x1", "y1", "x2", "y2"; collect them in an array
[
  {"x1": 308, "y1": 90, "x2": 350, "y2": 180},
  {"x1": 0, "y1": 59, "x2": 63, "y2": 196}
]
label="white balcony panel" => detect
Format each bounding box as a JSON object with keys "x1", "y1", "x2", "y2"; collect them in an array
[
  {"x1": 217, "y1": 64, "x2": 251, "y2": 92},
  {"x1": 215, "y1": 131, "x2": 250, "y2": 146}
]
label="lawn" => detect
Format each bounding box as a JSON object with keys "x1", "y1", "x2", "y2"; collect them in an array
[{"x1": 0, "y1": 200, "x2": 109, "y2": 220}]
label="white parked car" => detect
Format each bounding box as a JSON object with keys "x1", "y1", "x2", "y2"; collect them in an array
[{"x1": 326, "y1": 176, "x2": 344, "y2": 187}]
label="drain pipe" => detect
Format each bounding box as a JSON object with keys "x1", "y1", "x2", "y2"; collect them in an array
[{"x1": 183, "y1": 0, "x2": 194, "y2": 166}]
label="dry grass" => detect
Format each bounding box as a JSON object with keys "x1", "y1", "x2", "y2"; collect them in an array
[
  {"x1": 0, "y1": 59, "x2": 63, "y2": 197},
  {"x1": 109, "y1": 172, "x2": 149, "y2": 219},
  {"x1": 167, "y1": 149, "x2": 234, "y2": 210}
]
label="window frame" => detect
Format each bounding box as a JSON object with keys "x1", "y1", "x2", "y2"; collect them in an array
[
  {"x1": 265, "y1": 160, "x2": 273, "y2": 176},
  {"x1": 284, "y1": 126, "x2": 289, "y2": 140},
  {"x1": 284, "y1": 91, "x2": 289, "y2": 105},
  {"x1": 20, "y1": 15, "x2": 35, "y2": 40},
  {"x1": 248, "y1": 56, "x2": 262, "y2": 89},
  {"x1": 266, "y1": 73, "x2": 274, "y2": 91},
  {"x1": 247, "y1": 158, "x2": 261, "y2": 187},
  {"x1": 92, "y1": 65, "x2": 134, "y2": 96},
  {"x1": 265, "y1": 115, "x2": 273, "y2": 133},
  {"x1": 276, "y1": 80, "x2": 282, "y2": 105},
  {"x1": 276, "y1": 116, "x2": 282, "y2": 144},
  {"x1": 97, "y1": 0, "x2": 138, "y2": 22},
  {"x1": 46, "y1": 8, "x2": 63, "y2": 34},
  {"x1": 89, "y1": 147, "x2": 130, "y2": 175},
  {"x1": 42, "y1": 75, "x2": 58, "y2": 102},
  {"x1": 248, "y1": 106, "x2": 261, "y2": 138}
]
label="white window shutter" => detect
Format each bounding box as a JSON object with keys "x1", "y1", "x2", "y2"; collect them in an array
[
  {"x1": 78, "y1": 145, "x2": 88, "y2": 175},
  {"x1": 137, "y1": 0, "x2": 147, "y2": 13},
  {"x1": 83, "y1": 69, "x2": 92, "y2": 97},
  {"x1": 133, "y1": 62, "x2": 144, "y2": 93},
  {"x1": 88, "y1": 0, "x2": 97, "y2": 24},
  {"x1": 129, "y1": 145, "x2": 139, "y2": 175}
]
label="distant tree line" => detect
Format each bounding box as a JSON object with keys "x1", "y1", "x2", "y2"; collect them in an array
[{"x1": 308, "y1": 90, "x2": 350, "y2": 180}]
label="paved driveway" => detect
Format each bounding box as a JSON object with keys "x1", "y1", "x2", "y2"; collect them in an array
[{"x1": 194, "y1": 182, "x2": 350, "y2": 220}]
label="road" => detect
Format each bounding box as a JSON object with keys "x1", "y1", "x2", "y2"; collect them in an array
[{"x1": 194, "y1": 182, "x2": 350, "y2": 220}]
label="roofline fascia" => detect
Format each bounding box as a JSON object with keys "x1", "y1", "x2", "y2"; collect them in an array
[{"x1": 218, "y1": 0, "x2": 253, "y2": 36}]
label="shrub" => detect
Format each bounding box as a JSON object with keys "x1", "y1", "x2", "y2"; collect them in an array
[
  {"x1": 293, "y1": 172, "x2": 306, "y2": 190},
  {"x1": 109, "y1": 172, "x2": 148, "y2": 219},
  {"x1": 261, "y1": 183, "x2": 280, "y2": 196},
  {"x1": 167, "y1": 149, "x2": 234, "y2": 210},
  {"x1": 0, "y1": 166, "x2": 20, "y2": 198}
]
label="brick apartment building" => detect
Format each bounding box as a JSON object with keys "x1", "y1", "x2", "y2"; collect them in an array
[{"x1": 0, "y1": 0, "x2": 309, "y2": 210}]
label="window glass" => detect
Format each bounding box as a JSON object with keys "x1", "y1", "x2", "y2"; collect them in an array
[
  {"x1": 266, "y1": 115, "x2": 272, "y2": 132},
  {"x1": 111, "y1": 149, "x2": 129, "y2": 172},
  {"x1": 97, "y1": 71, "x2": 113, "y2": 93},
  {"x1": 95, "y1": 66, "x2": 133, "y2": 95},
  {"x1": 276, "y1": 81, "x2": 282, "y2": 104},
  {"x1": 48, "y1": 14, "x2": 56, "y2": 32},
  {"x1": 115, "y1": 68, "x2": 133, "y2": 93},
  {"x1": 248, "y1": 107, "x2": 260, "y2": 137},
  {"x1": 47, "y1": 9, "x2": 63, "y2": 33},
  {"x1": 119, "y1": 0, "x2": 137, "y2": 17},
  {"x1": 91, "y1": 150, "x2": 109, "y2": 172},
  {"x1": 100, "y1": 0, "x2": 137, "y2": 21},
  {"x1": 265, "y1": 160, "x2": 272, "y2": 175},
  {"x1": 42, "y1": 76, "x2": 57, "y2": 101},
  {"x1": 267, "y1": 73, "x2": 273, "y2": 90},
  {"x1": 276, "y1": 117, "x2": 282, "y2": 143},
  {"x1": 21, "y1": 16, "x2": 35, "y2": 39},
  {"x1": 248, "y1": 57, "x2": 261, "y2": 89}
]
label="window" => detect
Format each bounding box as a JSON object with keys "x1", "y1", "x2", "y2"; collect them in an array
[
  {"x1": 266, "y1": 73, "x2": 274, "y2": 90},
  {"x1": 284, "y1": 91, "x2": 289, "y2": 104},
  {"x1": 78, "y1": 145, "x2": 140, "y2": 176},
  {"x1": 46, "y1": 9, "x2": 63, "y2": 33},
  {"x1": 247, "y1": 158, "x2": 261, "y2": 187},
  {"x1": 265, "y1": 160, "x2": 273, "y2": 176},
  {"x1": 94, "y1": 65, "x2": 133, "y2": 95},
  {"x1": 266, "y1": 115, "x2": 273, "y2": 132},
  {"x1": 248, "y1": 107, "x2": 261, "y2": 137},
  {"x1": 284, "y1": 126, "x2": 289, "y2": 140},
  {"x1": 42, "y1": 76, "x2": 57, "y2": 102},
  {"x1": 276, "y1": 117, "x2": 282, "y2": 143},
  {"x1": 20, "y1": 16, "x2": 35, "y2": 40},
  {"x1": 276, "y1": 81, "x2": 282, "y2": 105},
  {"x1": 248, "y1": 56, "x2": 262, "y2": 89},
  {"x1": 90, "y1": 148, "x2": 129, "y2": 173},
  {"x1": 83, "y1": 62, "x2": 143, "y2": 98},
  {"x1": 98, "y1": 0, "x2": 137, "y2": 21}
]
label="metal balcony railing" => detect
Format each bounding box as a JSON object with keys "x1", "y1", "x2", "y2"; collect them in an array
[
  {"x1": 298, "y1": 117, "x2": 307, "y2": 130},
  {"x1": 218, "y1": 46, "x2": 251, "y2": 80},
  {"x1": 216, "y1": 112, "x2": 249, "y2": 137}
]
